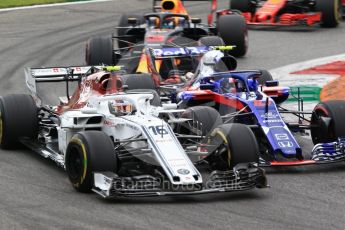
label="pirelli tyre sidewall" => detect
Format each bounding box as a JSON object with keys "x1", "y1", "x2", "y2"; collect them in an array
[
  {"x1": 208, "y1": 123, "x2": 259, "y2": 169},
  {"x1": 65, "y1": 131, "x2": 117, "y2": 193}
]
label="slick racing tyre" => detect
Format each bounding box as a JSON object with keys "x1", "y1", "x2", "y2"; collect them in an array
[
  {"x1": 85, "y1": 36, "x2": 114, "y2": 66},
  {"x1": 230, "y1": 0, "x2": 255, "y2": 14},
  {"x1": 257, "y1": 70, "x2": 273, "y2": 85},
  {"x1": 65, "y1": 131, "x2": 118, "y2": 193},
  {"x1": 208, "y1": 123, "x2": 259, "y2": 169},
  {"x1": 0, "y1": 94, "x2": 38, "y2": 149},
  {"x1": 316, "y1": 0, "x2": 341, "y2": 27},
  {"x1": 122, "y1": 73, "x2": 161, "y2": 106},
  {"x1": 179, "y1": 106, "x2": 223, "y2": 136},
  {"x1": 117, "y1": 13, "x2": 145, "y2": 49},
  {"x1": 311, "y1": 100, "x2": 345, "y2": 144},
  {"x1": 121, "y1": 73, "x2": 161, "y2": 107},
  {"x1": 217, "y1": 14, "x2": 248, "y2": 57},
  {"x1": 121, "y1": 73, "x2": 157, "y2": 90},
  {"x1": 198, "y1": 36, "x2": 225, "y2": 46}
]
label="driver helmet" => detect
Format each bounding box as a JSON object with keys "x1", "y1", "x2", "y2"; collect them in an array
[
  {"x1": 109, "y1": 100, "x2": 133, "y2": 116},
  {"x1": 201, "y1": 50, "x2": 224, "y2": 66}
]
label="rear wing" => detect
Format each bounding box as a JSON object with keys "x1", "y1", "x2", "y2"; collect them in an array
[
  {"x1": 25, "y1": 66, "x2": 104, "y2": 105},
  {"x1": 149, "y1": 45, "x2": 235, "y2": 59},
  {"x1": 26, "y1": 66, "x2": 104, "y2": 83}
]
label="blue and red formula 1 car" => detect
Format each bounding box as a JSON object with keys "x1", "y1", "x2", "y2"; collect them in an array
[
  {"x1": 228, "y1": 0, "x2": 342, "y2": 28},
  {"x1": 145, "y1": 45, "x2": 345, "y2": 166}
]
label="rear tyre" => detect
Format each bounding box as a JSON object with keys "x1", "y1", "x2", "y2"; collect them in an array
[
  {"x1": 217, "y1": 14, "x2": 248, "y2": 57},
  {"x1": 0, "y1": 94, "x2": 38, "y2": 149},
  {"x1": 316, "y1": 0, "x2": 341, "y2": 27},
  {"x1": 85, "y1": 36, "x2": 114, "y2": 65},
  {"x1": 311, "y1": 100, "x2": 345, "y2": 144},
  {"x1": 208, "y1": 123, "x2": 259, "y2": 169},
  {"x1": 122, "y1": 74, "x2": 160, "y2": 106},
  {"x1": 179, "y1": 106, "x2": 223, "y2": 136},
  {"x1": 198, "y1": 36, "x2": 225, "y2": 46},
  {"x1": 257, "y1": 70, "x2": 273, "y2": 85},
  {"x1": 65, "y1": 131, "x2": 118, "y2": 193},
  {"x1": 121, "y1": 73, "x2": 156, "y2": 90}
]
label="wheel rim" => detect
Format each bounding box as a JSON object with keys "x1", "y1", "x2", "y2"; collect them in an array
[
  {"x1": 68, "y1": 147, "x2": 84, "y2": 181},
  {"x1": 208, "y1": 129, "x2": 232, "y2": 168},
  {"x1": 67, "y1": 140, "x2": 88, "y2": 184},
  {"x1": 311, "y1": 109, "x2": 333, "y2": 143}
]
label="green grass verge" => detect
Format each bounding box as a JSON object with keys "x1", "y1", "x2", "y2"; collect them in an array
[
  {"x1": 0, "y1": 0, "x2": 86, "y2": 9},
  {"x1": 287, "y1": 86, "x2": 321, "y2": 102}
]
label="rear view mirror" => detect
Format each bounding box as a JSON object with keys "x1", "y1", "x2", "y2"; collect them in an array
[
  {"x1": 265, "y1": 80, "x2": 279, "y2": 87},
  {"x1": 128, "y1": 18, "x2": 138, "y2": 25},
  {"x1": 191, "y1": 18, "x2": 202, "y2": 24},
  {"x1": 200, "y1": 84, "x2": 215, "y2": 90}
]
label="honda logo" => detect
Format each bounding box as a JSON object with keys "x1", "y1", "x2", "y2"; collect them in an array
[{"x1": 278, "y1": 141, "x2": 293, "y2": 148}]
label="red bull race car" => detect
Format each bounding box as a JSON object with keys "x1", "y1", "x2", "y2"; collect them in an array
[
  {"x1": 229, "y1": 0, "x2": 342, "y2": 27},
  {"x1": 85, "y1": 0, "x2": 248, "y2": 72}
]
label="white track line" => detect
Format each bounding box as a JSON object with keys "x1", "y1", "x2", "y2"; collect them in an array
[
  {"x1": 0, "y1": 0, "x2": 112, "y2": 12},
  {"x1": 270, "y1": 53, "x2": 345, "y2": 109},
  {"x1": 270, "y1": 53, "x2": 345, "y2": 87}
]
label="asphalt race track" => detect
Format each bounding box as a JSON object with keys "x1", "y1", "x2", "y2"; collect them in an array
[{"x1": 1, "y1": 1, "x2": 345, "y2": 229}]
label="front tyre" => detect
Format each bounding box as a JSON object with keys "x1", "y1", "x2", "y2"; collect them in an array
[
  {"x1": 316, "y1": 0, "x2": 341, "y2": 27},
  {"x1": 65, "y1": 131, "x2": 118, "y2": 193},
  {"x1": 208, "y1": 123, "x2": 259, "y2": 169},
  {"x1": 0, "y1": 94, "x2": 38, "y2": 149},
  {"x1": 179, "y1": 106, "x2": 223, "y2": 136},
  {"x1": 311, "y1": 100, "x2": 345, "y2": 144},
  {"x1": 257, "y1": 70, "x2": 273, "y2": 85}
]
